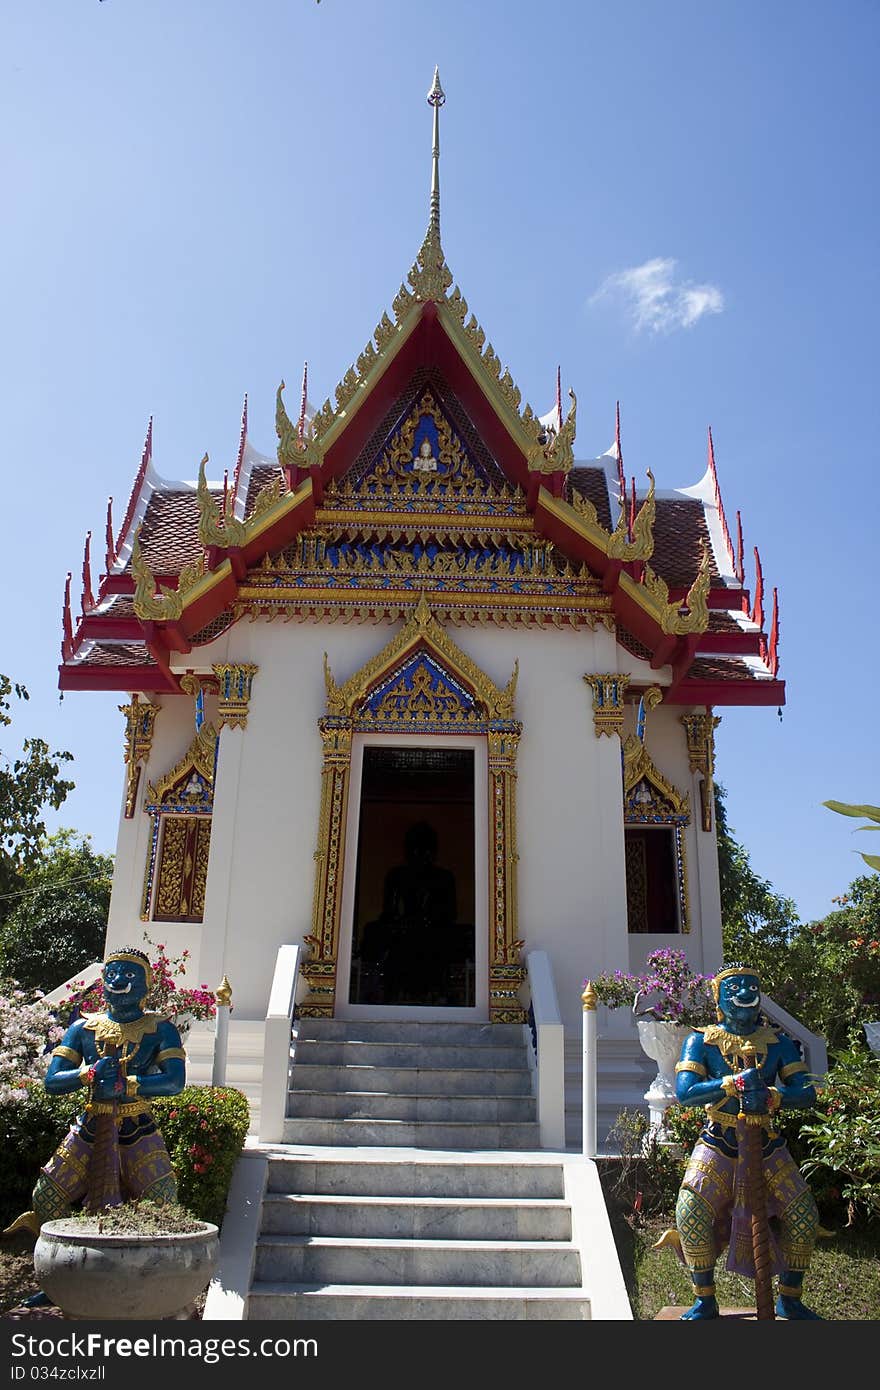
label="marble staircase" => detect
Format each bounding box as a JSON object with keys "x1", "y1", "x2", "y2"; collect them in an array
[{"x1": 204, "y1": 1016, "x2": 633, "y2": 1320}]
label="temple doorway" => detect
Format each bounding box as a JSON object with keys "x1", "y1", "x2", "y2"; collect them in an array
[{"x1": 343, "y1": 742, "x2": 480, "y2": 1012}]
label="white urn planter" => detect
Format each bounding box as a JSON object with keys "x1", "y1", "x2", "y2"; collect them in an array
[
  {"x1": 636, "y1": 1019, "x2": 692, "y2": 1134},
  {"x1": 34, "y1": 1220, "x2": 219, "y2": 1321}
]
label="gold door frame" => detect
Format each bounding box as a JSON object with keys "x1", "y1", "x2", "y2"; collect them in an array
[{"x1": 299, "y1": 596, "x2": 525, "y2": 1022}]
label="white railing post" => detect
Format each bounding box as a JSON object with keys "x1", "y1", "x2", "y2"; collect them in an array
[
  {"x1": 582, "y1": 981, "x2": 598, "y2": 1159},
  {"x1": 211, "y1": 976, "x2": 232, "y2": 1087},
  {"x1": 523, "y1": 950, "x2": 565, "y2": 1150},
  {"x1": 259, "y1": 944, "x2": 300, "y2": 1144}
]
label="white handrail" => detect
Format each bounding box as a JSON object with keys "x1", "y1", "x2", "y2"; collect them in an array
[
  {"x1": 41, "y1": 960, "x2": 104, "y2": 1006},
  {"x1": 761, "y1": 993, "x2": 828, "y2": 1082},
  {"x1": 258, "y1": 944, "x2": 300, "y2": 1143},
  {"x1": 523, "y1": 949, "x2": 565, "y2": 1150},
  {"x1": 581, "y1": 983, "x2": 598, "y2": 1158}
]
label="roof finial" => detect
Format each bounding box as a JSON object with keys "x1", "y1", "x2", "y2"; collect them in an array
[
  {"x1": 105, "y1": 497, "x2": 115, "y2": 573},
  {"x1": 81, "y1": 531, "x2": 94, "y2": 615},
  {"x1": 298, "y1": 361, "x2": 309, "y2": 446},
  {"x1": 615, "y1": 401, "x2": 626, "y2": 507},
  {"x1": 556, "y1": 366, "x2": 563, "y2": 429},
  {"x1": 427, "y1": 67, "x2": 445, "y2": 237}
]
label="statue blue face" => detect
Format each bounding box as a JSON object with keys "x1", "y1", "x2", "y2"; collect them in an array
[
  {"x1": 717, "y1": 971, "x2": 761, "y2": 1031},
  {"x1": 103, "y1": 958, "x2": 149, "y2": 1014}
]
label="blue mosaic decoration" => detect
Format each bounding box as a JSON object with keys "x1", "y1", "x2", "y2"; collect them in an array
[{"x1": 356, "y1": 650, "x2": 485, "y2": 732}]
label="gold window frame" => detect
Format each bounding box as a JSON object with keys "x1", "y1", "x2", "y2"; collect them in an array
[{"x1": 621, "y1": 734, "x2": 691, "y2": 933}]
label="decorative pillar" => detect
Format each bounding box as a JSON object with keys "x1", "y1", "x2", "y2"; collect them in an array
[
  {"x1": 583, "y1": 674, "x2": 630, "y2": 739},
  {"x1": 119, "y1": 700, "x2": 160, "y2": 818},
  {"x1": 487, "y1": 720, "x2": 525, "y2": 1023},
  {"x1": 680, "y1": 711, "x2": 721, "y2": 832},
  {"x1": 299, "y1": 716, "x2": 353, "y2": 1018},
  {"x1": 212, "y1": 975, "x2": 232, "y2": 1087},
  {"x1": 197, "y1": 665, "x2": 258, "y2": 998},
  {"x1": 581, "y1": 981, "x2": 598, "y2": 1159}
]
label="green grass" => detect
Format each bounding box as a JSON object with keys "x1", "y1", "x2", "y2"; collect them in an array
[{"x1": 607, "y1": 1206, "x2": 880, "y2": 1320}]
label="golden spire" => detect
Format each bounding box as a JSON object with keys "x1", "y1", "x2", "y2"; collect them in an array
[{"x1": 427, "y1": 66, "x2": 445, "y2": 238}]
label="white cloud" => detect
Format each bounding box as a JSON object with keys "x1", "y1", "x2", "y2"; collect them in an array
[{"x1": 591, "y1": 257, "x2": 725, "y2": 334}]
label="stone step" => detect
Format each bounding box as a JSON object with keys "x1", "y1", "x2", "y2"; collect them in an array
[
  {"x1": 260, "y1": 1194, "x2": 572, "y2": 1241},
  {"x1": 280, "y1": 1117, "x2": 542, "y2": 1148},
  {"x1": 266, "y1": 1157, "x2": 566, "y2": 1199},
  {"x1": 290, "y1": 1039, "x2": 529, "y2": 1069},
  {"x1": 254, "y1": 1235, "x2": 582, "y2": 1286},
  {"x1": 289, "y1": 1062, "x2": 532, "y2": 1096},
  {"x1": 285, "y1": 1089, "x2": 537, "y2": 1122},
  {"x1": 295, "y1": 1019, "x2": 526, "y2": 1045},
  {"x1": 247, "y1": 1283, "x2": 590, "y2": 1320}
]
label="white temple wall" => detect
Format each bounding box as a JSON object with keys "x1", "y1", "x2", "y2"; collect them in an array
[{"x1": 105, "y1": 619, "x2": 724, "y2": 1028}]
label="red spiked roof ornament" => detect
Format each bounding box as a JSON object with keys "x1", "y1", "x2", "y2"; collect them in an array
[
  {"x1": 768, "y1": 587, "x2": 780, "y2": 676},
  {"x1": 751, "y1": 545, "x2": 765, "y2": 632},
  {"x1": 735, "y1": 509, "x2": 745, "y2": 587},
  {"x1": 615, "y1": 401, "x2": 626, "y2": 508},
  {"x1": 104, "y1": 497, "x2": 115, "y2": 574},
  {"x1": 81, "y1": 532, "x2": 94, "y2": 615},
  {"x1": 61, "y1": 573, "x2": 74, "y2": 662},
  {"x1": 116, "y1": 416, "x2": 152, "y2": 558},
  {"x1": 298, "y1": 362, "x2": 309, "y2": 447},
  {"x1": 706, "y1": 426, "x2": 736, "y2": 575},
  {"x1": 230, "y1": 394, "x2": 248, "y2": 518}
]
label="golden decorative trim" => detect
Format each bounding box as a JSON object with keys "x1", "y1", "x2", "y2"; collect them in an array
[
  {"x1": 581, "y1": 982, "x2": 598, "y2": 1011},
  {"x1": 215, "y1": 975, "x2": 233, "y2": 1008},
  {"x1": 81, "y1": 1012, "x2": 165, "y2": 1048},
  {"x1": 607, "y1": 471, "x2": 656, "y2": 562},
  {"x1": 583, "y1": 674, "x2": 630, "y2": 739},
  {"x1": 86, "y1": 1101, "x2": 147, "y2": 1118},
  {"x1": 197, "y1": 453, "x2": 247, "y2": 549},
  {"x1": 680, "y1": 710, "x2": 721, "y2": 832},
  {"x1": 622, "y1": 733, "x2": 691, "y2": 932},
  {"x1": 131, "y1": 531, "x2": 184, "y2": 621},
  {"x1": 276, "y1": 381, "x2": 324, "y2": 474},
  {"x1": 51, "y1": 1045, "x2": 83, "y2": 1064},
  {"x1": 622, "y1": 735, "x2": 690, "y2": 817},
  {"x1": 213, "y1": 663, "x2": 258, "y2": 730},
  {"x1": 675, "y1": 1059, "x2": 707, "y2": 1076},
  {"x1": 155, "y1": 1047, "x2": 187, "y2": 1063},
  {"x1": 699, "y1": 1024, "x2": 778, "y2": 1071},
  {"x1": 119, "y1": 700, "x2": 160, "y2": 818},
  {"x1": 323, "y1": 593, "x2": 517, "y2": 721},
  {"x1": 644, "y1": 542, "x2": 711, "y2": 636},
  {"x1": 145, "y1": 722, "x2": 217, "y2": 804},
  {"x1": 779, "y1": 1060, "x2": 807, "y2": 1079},
  {"x1": 692, "y1": 1285, "x2": 716, "y2": 1297},
  {"x1": 527, "y1": 391, "x2": 577, "y2": 476}
]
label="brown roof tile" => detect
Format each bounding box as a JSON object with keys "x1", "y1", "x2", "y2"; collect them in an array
[
  {"x1": 76, "y1": 642, "x2": 154, "y2": 668},
  {"x1": 130, "y1": 491, "x2": 212, "y2": 574},
  {"x1": 650, "y1": 498, "x2": 719, "y2": 588}
]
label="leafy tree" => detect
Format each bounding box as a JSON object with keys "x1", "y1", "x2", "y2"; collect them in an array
[
  {"x1": 0, "y1": 675, "x2": 74, "y2": 914},
  {"x1": 824, "y1": 800, "x2": 880, "y2": 874},
  {"x1": 0, "y1": 829, "x2": 112, "y2": 992},
  {"x1": 715, "y1": 782, "x2": 800, "y2": 980}
]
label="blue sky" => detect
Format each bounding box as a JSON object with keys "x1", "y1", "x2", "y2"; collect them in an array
[{"x1": 2, "y1": 1, "x2": 878, "y2": 925}]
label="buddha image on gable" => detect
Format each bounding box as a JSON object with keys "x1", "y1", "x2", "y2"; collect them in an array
[{"x1": 412, "y1": 436, "x2": 438, "y2": 472}]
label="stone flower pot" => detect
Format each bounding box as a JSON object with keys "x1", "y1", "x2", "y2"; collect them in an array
[
  {"x1": 636, "y1": 1018, "x2": 692, "y2": 1132},
  {"x1": 34, "y1": 1219, "x2": 219, "y2": 1321}
]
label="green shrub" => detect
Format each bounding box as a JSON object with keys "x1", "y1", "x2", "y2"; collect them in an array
[
  {"x1": 0, "y1": 1084, "x2": 250, "y2": 1232},
  {"x1": 153, "y1": 1086, "x2": 251, "y2": 1227},
  {"x1": 0, "y1": 1083, "x2": 77, "y2": 1228},
  {"x1": 799, "y1": 1041, "x2": 880, "y2": 1227},
  {"x1": 602, "y1": 1108, "x2": 686, "y2": 1218}
]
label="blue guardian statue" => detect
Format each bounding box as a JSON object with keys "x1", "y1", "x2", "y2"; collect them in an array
[
  {"x1": 655, "y1": 963, "x2": 822, "y2": 1320},
  {"x1": 4, "y1": 947, "x2": 185, "y2": 1235}
]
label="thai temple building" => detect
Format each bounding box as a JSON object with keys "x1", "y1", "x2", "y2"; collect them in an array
[{"x1": 54, "y1": 68, "x2": 800, "y2": 1321}]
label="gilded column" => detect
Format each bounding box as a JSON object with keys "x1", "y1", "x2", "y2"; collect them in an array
[
  {"x1": 119, "y1": 700, "x2": 160, "y2": 818},
  {"x1": 299, "y1": 716, "x2": 354, "y2": 1018},
  {"x1": 487, "y1": 720, "x2": 525, "y2": 1023},
  {"x1": 197, "y1": 664, "x2": 259, "y2": 998},
  {"x1": 680, "y1": 711, "x2": 721, "y2": 832}
]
